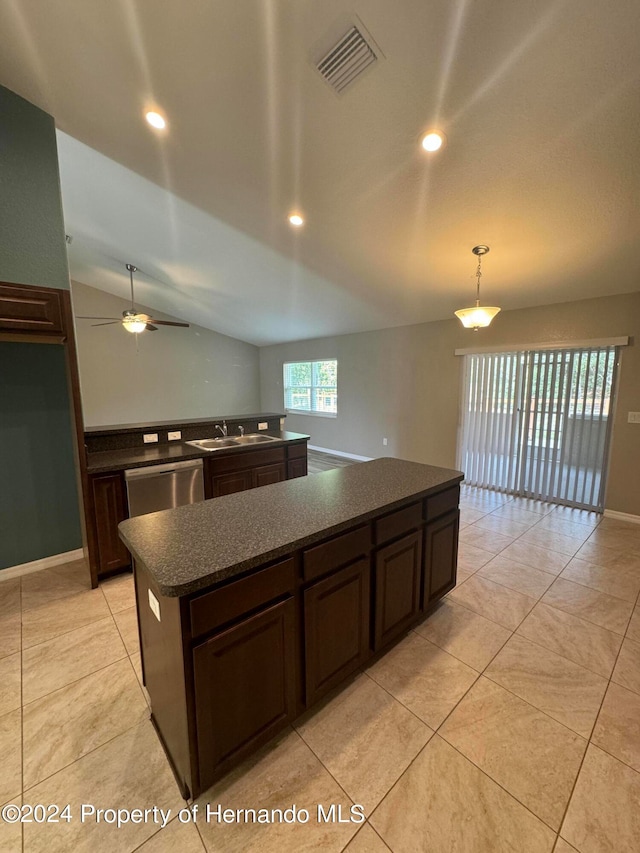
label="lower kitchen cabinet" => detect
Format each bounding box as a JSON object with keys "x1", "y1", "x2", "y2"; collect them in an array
[
  {"x1": 423, "y1": 509, "x2": 459, "y2": 607},
  {"x1": 287, "y1": 457, "x2": 307, "y2": 478},
  {"x1": 91, "y1": 472, "x2": 130, "y2": 574},
  {"x1": 374, "y1": 530, "x2": 422, "y2": 650},
  {"x1": 210, "y1": 469, "x2": 253, "y2": 497},
  {"x1": 304, "y1": 558, "x2": 370, "y2": 706},
  {"x1": 253, "y1": 462, "x2": 286, "y2": 487},
  {"x1": 193, "y1": 597, "x2": 296, "y2": 790}
]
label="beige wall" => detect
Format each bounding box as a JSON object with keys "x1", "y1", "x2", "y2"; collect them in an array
[
  {"x1": 72, "y1": 281, "x2": 260, "y2": 426},
  {"x1": 260, "y1": 291, "x2": 640, "y2": 516}
]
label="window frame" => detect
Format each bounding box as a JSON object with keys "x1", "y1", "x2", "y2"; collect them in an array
[{"x1": 283, "y1": 358, "x2": 338, "y2": 418}]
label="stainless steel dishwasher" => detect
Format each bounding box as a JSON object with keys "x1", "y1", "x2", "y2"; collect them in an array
[{"x1": 124, "y1": 459, "x2": 205, "y2": 518}]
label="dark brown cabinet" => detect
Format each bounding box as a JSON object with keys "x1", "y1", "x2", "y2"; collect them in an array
[
  {"x1": 130, "y1": 474, "x2": 461, "y2": 798},
  {"x1": 91, "y1": 473, "x2": 130, "y2": 574},
  {"x1": 210, "y1": 469, "x2": 253, "y2": 497},
  {"x1": 0, "y1": 283, "x2": 64, "y2": 336},
  {"x1": 193, "y1": 597, "x2": 296, "y2": 790},
  {"x1": 287, "y1": 457, "x2": 307, "y2": 479},
  {"x1": 423, "y1": 509, "x2": 459, "y2": 607},
  {"x1": 374, "y1": 530, "x2": 422, "y2": 650},
  {"x1": 253, "y1": 462, "x2": 286, "y2": 487},
  {"x1": 204, "y1": 445, "x2": 301, "y2": 499},
  {"x1": 304, "y1": 558, "x2": 370, "y2": 706}
]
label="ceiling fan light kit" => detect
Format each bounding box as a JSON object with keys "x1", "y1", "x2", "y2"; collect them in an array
[
  {"x1": 76, "y1": 263, "x2": 190, "y2": 334},
  {"x1": 455, "y1": 245, "x2": 501, "y2": 330}
]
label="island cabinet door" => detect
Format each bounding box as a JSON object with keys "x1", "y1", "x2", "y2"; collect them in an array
[
  {"x1": 193, "y1": 597, "x2": 296, "y2": 790},
  {"x1": 373, "y1": 530, "x2": 422, "y2": 651},
  {"x1": 423, "y1": 509, "x2": 459, "y2": 608},
  {"x1": 304, "y1": 558, "x2": 370, "y2": 707}
]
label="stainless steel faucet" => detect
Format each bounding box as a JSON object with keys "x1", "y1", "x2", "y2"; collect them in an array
[
  {"x1": 238, "y1": 425, "x2": 245, "y2": 436},
  {"x1": 215, "y1": 420, "x2": 228, "y2": 437}
]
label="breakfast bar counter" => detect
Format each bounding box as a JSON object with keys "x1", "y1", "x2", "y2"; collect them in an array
[{"x1": 119, "y1": 458, "x2": 463, "y2": 798}]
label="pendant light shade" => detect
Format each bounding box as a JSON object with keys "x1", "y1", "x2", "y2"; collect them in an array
[{"x1": 455, "y1": 245, "x2": 500, "y2": 330}]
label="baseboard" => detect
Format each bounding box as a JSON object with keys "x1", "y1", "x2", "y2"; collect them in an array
[
  {"x1": 0, "y1": 548, "x2": 85, "y2": 581},
  {"x1": 307, "y1": 444, "x2": 374, "y2": 462},
  {"x1": 603, "y1": 509, "x2": 640, "y2": 525}
]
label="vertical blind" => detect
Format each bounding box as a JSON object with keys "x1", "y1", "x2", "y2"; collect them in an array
[{"x1": 458, "y1": 346, "x2": 618, "y2": 510}]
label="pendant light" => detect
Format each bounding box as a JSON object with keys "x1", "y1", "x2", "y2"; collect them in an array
[{"x1": 454, "y1": 245, "x2": 501, "y2": 330}]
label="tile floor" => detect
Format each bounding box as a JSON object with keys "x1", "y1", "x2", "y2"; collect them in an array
[{"x1": 2, "y1": 482, "x2": 640, "y2": 851}]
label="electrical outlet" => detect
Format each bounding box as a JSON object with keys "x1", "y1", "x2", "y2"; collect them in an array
[
  {"x1": 628, "y1": 412, "x2": 640, "y2": 424},
  {"x1": 148, "y1": 589, "x2": 161, "y2": 622},
  {"x1": 168, "y1": 431, "x2": 182, "y2": 441},
  {"x1": 143, "y1": 433, "x2": 159, "y2": 444},
  {"x1": 258, "y1": 422, "x2": 268, "y2": 430},
  {"x1": 383, "y1": 437, "x2": 388, "y2": 446}
]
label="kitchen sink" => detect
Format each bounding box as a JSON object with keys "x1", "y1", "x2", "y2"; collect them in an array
[
  {"x1": 234, "y1": 434, "x2": 279, "y2": 444},
  {"x1": 185, "y1": 438, "x2": 241, "y2": 450},
  {"x1": 185, "y1": 433, "x2": 279, "y2": 451}
]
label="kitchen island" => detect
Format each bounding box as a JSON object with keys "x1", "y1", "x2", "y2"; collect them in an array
[{"x1": 119, "y1": 457, "x2": 463, "y2": 798}]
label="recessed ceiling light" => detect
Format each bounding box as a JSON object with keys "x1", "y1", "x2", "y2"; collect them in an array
[
  {"x1": 288, "y1": 213, "x2": 304, "y2": 227},
  {"x1": 145, "y1": 110, "x2": 166, "y2": 130},
  {"x1": 421, "y1": 131, "x2": 445, "y2": 152}
]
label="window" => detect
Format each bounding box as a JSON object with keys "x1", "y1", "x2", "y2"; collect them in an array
[{"x1": 283, "y1": 359, "x2": 337, "y2": 416}]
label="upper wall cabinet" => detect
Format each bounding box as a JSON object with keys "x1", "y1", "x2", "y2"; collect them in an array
[{"x1": 0, "y1": 282, "x2": 64, "y2": 336}]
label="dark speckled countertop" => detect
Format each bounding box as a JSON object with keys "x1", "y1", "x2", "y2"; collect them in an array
[
  {"x1": 118, "y1": 458, "x2": 463, "y2": 597},
  {"x1": 86, "y1": 430, "x2": 310, "y2": 474}
]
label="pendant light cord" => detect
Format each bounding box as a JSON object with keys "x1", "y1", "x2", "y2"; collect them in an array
[{"x1": 475, "y1": 256, "x2": 482, "y2": 307}]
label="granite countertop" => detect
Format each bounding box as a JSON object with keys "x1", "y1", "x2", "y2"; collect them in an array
[
  {"x1": 119, "y1": 458, "x2": 463, "y2": 597},
  {"x1": 86, "y1": 430, "x2": 310, "y2": 474}
]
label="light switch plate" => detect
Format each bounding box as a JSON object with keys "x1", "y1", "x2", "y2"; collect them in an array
[
  {"x1": 258, "y1": 422, "x2": 268, "y2": 430},
  {"x1": 168, "y1": 431, "x2": 182, "y2": 440},
  {"x1": 628, "y1": 412, "x2": 640, "y2": 424},
  {"x1": 143, "y1": 433, "x2": 159, "y2": 443},
  {"x1": 148, "y1": 589, "x2": 161, "y2": 621}
]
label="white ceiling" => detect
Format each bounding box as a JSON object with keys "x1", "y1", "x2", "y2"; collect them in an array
[{"x1": 1, "y1": 0, "x2": 639, "y2": 345}]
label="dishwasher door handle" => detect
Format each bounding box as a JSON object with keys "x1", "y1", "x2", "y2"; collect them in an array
[{"x1": 124, "y1": 459, "x2": 203, "y2": 480}]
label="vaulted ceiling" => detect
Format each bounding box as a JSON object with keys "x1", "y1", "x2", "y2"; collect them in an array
[{"x1": 1, "y1": 0, "x2": 639, "y2": 344}]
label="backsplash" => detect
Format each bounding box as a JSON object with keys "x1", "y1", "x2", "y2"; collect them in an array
[{"x1": 85, "y1": 413, "x2": 284, "y2": 453}]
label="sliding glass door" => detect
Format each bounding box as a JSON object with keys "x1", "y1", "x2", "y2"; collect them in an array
[{"x1": 458, "y1": 346, "x2": 618, "y2": 510}]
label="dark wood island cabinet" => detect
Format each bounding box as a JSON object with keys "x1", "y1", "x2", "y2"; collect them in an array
[{"x1": 119, "y1": 457, "x2": 462, "y2": 798}]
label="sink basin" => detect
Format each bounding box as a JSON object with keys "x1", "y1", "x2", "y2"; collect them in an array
[
  {"x1": 185, "y1": 438, "x2": 241, "y2": 450},
  {"x1": 185, "y1": 433, "x2": 279, "y2": 451},
  {"x1": 234, "y1": 434, "x2": 279, "y2": 444}
]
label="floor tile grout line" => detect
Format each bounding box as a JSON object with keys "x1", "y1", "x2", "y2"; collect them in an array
[
  {"x1": 21, "y1": 646, "x2": 129, "y2": 712},
  {"x1": 19, "y1": 611, "x2": 120, "y2": 655},
  {"x1": 553, "y1": 583, "x2": 640, "y2": 841},
  {"x1": 20, "y1": 608, "x2": 115, "y2": 654},
  {"x1": 21, "y1": 714, "x2": 153, "y2": 800}
]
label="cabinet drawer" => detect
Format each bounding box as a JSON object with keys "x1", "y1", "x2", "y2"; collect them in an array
[
  {"x1": 190, "y1": 557, "x2": 296, "y2": 639},
  {"x1": 425, "y1": 486, "x2": 460, "y2": 521},
  {"x1": 375, "y1": 502, "x2": 422, "y2": 546},
  {"x1": 208, "y1": 447, "x2": 285, "y2": 474},
  {"x1": 303, "y1": 525, "x2": 370, "y2": 582}
]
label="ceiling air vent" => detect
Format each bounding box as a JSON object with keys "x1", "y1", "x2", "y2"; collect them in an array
[{"x1": 316, "y1": 25, "x2": 378, "y2": 94}]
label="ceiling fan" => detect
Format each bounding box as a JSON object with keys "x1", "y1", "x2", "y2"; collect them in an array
[{"x1": 76, "y1": 263, "x2": 190, "y2": 334}]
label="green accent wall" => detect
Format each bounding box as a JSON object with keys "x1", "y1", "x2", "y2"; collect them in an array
[
  {"x1": 0, "y1": 85, "x2": 70, "y2": 289},
  {"x1": 0, "y1": 343, "x2": 81, "y2": 569},
  {"x1": 0, "y1": 85, "x2": 81, "y2": 570}
]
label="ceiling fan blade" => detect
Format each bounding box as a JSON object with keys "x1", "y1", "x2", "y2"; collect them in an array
[
  {"x1": 145, "y1": 324, "x2": 159, "y2": 331},
  {"x1": 91, "y1": 321, "x2": 121, "y2": 327},
  {"x1": 77, "y1": 316, "x2": 121, "y2": 321},
  {"x1": 147, "y1": 319, "x2": 190, "y2": 328}
]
